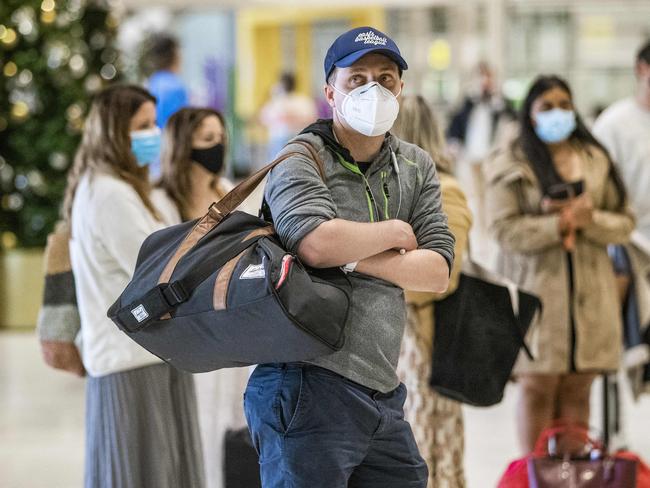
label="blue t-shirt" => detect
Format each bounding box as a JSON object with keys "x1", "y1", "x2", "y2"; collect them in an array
[{"x1": 148, "y1": 70, "x2": 189, "y2": 129}]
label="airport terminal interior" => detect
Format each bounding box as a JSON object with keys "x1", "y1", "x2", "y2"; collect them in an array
[{"x1": 2, "y1": 0, "x2": 650, "y2": 487}]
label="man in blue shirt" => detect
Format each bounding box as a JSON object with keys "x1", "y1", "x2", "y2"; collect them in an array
[{"x1": 145, "y1": 34, "x2": 189, "y2": 129}]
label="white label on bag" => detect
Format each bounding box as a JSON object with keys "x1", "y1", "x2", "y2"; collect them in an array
[
  {"x1": 131, "y1": 304, "x2": 149, "y2": 323},
  {"x1": 240, "y1": 263, "x2": 265, "y2": 280}
]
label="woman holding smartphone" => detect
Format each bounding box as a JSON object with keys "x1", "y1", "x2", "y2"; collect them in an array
[{"x1": 485, "y1": 75, "x2": 635, "y2": 453}]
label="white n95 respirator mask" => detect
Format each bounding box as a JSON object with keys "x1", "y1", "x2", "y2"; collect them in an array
[{"x1": 331, "y1": 82, "x2": 401, "y2": 137}]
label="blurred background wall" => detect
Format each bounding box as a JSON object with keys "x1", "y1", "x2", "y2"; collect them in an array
[{"x1": 113, "y1": 0, "x2": 650, "y2": 174}]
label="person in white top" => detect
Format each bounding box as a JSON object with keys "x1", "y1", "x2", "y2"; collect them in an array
[
  {"x1": 64, "y1": 85, "x2": 205, "y2": 488},
  {"x1": 593, "y1": 40, "x2": 650, "y2": 242},
  {"x1": 158, "y1": 107, "x2": 260, "y2": 488},
  {"x1": 593, "y1": 40, "x2": 650, "y2": 414}
]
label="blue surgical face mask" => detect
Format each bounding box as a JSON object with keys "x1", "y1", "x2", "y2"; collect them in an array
[
  {"x1": 533, "y1": 108, "x2": 576, "y2": 144},
  {"x1": 130, "y1": 127, "x2": 161, "y2": 167}
]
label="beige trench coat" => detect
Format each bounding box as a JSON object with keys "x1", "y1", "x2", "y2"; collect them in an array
[{"x1": 485, "y1": 143, "x2": 635, "y2": 374}]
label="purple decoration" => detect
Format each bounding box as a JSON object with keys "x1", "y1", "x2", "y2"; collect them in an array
[{"x1": 203, "y1": 56, "x2": 229, "y2": 113}]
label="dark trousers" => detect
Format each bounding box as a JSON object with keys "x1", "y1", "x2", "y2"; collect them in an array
[{"x1": 244, "y1": 363, "x2": 428, "y2": 488}]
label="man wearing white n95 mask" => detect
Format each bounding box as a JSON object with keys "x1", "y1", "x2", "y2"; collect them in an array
[{"x1": 243, "y1": 26, "x2": 455, "y2": 488}]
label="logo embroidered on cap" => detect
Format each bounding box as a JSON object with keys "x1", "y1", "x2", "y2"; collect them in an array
[
  {"x1": 354, "y1": 31, "x2": 388, "y2": 46},
  {"x1": 131, "y1": 304, "x2": 149, "y2": 323},
  {"x1": 240, "y1": 263, "x2": 265, "y2": 280}
]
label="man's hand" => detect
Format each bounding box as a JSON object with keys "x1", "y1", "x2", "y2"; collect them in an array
[
  {"x1": 389, "y1": 220, "x2": 418, "y2": 253},
  {"x1": 40, "y1": 341, "x2": 85, "y2": 377}
]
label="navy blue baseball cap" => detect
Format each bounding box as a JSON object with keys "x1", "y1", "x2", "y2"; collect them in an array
[{"x1": 324, "y1": 26, "x2": 408, "y2": 80}]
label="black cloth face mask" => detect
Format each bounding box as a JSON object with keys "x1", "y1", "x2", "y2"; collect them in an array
[{"x1": 190, "y1": 143, "x2": 225, "y2": 174}]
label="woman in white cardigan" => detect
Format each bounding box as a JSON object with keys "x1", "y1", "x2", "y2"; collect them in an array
[{"x1": 65, "y1": 85, "x2": 204, "y2": 488}]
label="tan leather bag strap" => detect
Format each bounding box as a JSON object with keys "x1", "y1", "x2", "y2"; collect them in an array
[
  {"x1": 158, "y1": 140, "x2": 324, "y2": 285},
  {"x1": 209, "y1": 140, "x2": 324, "y2": 220}
]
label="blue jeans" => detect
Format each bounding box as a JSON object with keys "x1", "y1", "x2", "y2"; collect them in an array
[{"x1": 243, "y1": 363, "x2": 428, "y2": 488}]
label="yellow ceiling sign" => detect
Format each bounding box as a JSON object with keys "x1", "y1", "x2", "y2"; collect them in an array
[
  {"x1": 581, "y1": 15, "x2": 614, "y2": 39},
  {"x1": 428, "y1": 39, "x2": 450, "y2": 71}
]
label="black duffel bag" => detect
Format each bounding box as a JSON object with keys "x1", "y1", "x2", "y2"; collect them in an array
[{"x1": 107, "y1": 141, "x2": 350, "y2": 373}]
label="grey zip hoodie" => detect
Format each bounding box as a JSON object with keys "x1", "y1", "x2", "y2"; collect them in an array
[{"x1": 264, "y1": 119, "x2": 455, "y2": 392}]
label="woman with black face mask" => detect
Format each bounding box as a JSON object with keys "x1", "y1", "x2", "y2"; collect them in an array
[
  {"x1": 158, "y1": 108, "x2": 233, "y2": 221},
  {"x1": 157, "y1": 108, "x2": 255, "y2": 488}
]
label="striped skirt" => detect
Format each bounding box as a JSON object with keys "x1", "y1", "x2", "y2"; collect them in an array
[{"x1": 85, "y1": 363, "x2": 205, "y2": 488}]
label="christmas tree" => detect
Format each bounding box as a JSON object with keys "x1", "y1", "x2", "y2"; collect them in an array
[{"x1": 0, "y1": 0, "x2": 120, "y2": 249}]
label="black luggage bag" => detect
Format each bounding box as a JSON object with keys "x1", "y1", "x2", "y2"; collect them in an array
[
  {"x1": 107, "y1": 142, "x2": 350, "y2": 373},
  {"x1": 224, "y1": 428, "x2": 261, "y2": 488}
]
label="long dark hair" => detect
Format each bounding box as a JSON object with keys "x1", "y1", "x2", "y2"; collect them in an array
[
  {"x1": 516, "y1": 75, "x2": 626, "y2": 207},
  {"x1": 158, "y1": 108, "x2": 228, "y2": 221}
]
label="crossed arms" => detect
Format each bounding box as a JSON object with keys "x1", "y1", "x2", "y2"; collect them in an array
[{"x1": 298, "y1": 218, "x2": 450, "y2": 293}]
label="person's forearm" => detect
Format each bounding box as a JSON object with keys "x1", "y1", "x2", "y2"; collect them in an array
[
  {"x1": 355, "y1": 249, "x2": 450, "y2": 293},
  {"x1": 297, "y1": 219, "x2": 401, "y2": 268}
]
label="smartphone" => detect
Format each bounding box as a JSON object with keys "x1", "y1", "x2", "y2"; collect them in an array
[{"x1": 546, "y1": 180, "x2": 584, "y2": 200}]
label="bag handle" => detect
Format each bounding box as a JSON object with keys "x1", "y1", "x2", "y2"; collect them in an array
[
  {"x1": 533, "y1": 422, "x2": 604, "y2": 457},
  {"x1": 157, "y1": 140, "x2": 324, "y2": 285},
  {"x1": 210, "y1": 140, "x2": 324, "y2": 221},
  {"x1": 512, "y1": 291, "x2": 537, "y2": 361}
]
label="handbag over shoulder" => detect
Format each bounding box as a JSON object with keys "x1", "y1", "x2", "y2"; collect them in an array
[
  {"x1": 37, "y1": 221, "x2": 85, "y2": 377},
  {"x1": 107, "y1": 141, "x2": 351, "y2": 373},
  {"x1": 432, "y1": 259, "x2": 540, "y2": 407}
]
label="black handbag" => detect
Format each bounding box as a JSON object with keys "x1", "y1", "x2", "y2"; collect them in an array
[
  {"x1": 431, "y1": 260, "x2": 540, "y2": 407},
  {"x1": 108, "y1": 141, "x2": 351, "y2": 373}
]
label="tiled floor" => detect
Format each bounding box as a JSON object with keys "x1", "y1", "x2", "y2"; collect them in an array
[{"x1": 1, "y1": 330, "x2": 649, "y2": 488}]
